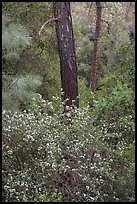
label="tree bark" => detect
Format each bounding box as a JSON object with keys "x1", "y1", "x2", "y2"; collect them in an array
[
  {"x1": 90, "y1": 2, "x2": 102, "y2": 93},
  {"x1": 53, "y1": 2, "x2": 79, "y2": 110}
]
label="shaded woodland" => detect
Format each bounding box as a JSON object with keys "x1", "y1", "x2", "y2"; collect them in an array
[{"x1": 2, "y1": 2, "x2": 135, "y2": 202}]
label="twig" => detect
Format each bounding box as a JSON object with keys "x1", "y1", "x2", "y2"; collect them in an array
[
  {"x1": 102, "y1": 19, "x2": 110, "y2": 34},
  {"x1": 88, "y1": 2, "x2": 93, "y2": 16}
]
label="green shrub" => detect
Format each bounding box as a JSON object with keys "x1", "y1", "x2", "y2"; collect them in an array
[
  {"x1": 93, "y1": 80, "x2": 135, "y2": 143},
  {"x1": 78, "y1": 79, "x2": 92, "y2": 108}
]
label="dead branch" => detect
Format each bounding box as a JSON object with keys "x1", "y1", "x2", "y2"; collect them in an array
[{"x1": 38, "y1": 18, "x2": 59, "y2": 36}]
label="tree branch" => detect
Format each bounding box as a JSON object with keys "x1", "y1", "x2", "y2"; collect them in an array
[
  {"x1": 38, "y1": 18, "x2": 59, "y2": 36},
  {"x1": 102, "y1": 19, "x2": 110, "y2": 33}
]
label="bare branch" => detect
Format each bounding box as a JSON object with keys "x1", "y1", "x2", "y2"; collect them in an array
[
  {"x1": 102, "y1": 19, "x2": 110, "y2": 34},
  {"x1": 38, "y1": 18, "x2": 59, "y2": 36},
  {"x1": 87, "y1": 2, "x2": 93, "y2": 16}
]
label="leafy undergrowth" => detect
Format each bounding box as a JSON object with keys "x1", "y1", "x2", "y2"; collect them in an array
[{"x1": 2, "y1": 95, "x2": 135, "y2": 202}]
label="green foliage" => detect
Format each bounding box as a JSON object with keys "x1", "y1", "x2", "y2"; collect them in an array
[
  {"x1": 34, "y1": 190, "x2": 63, "y2": 202},
  {"x1": 99, "y1": 38, "x2": 135, "y2": 86},
  {"x1": 117, "y1": 40, "x2": 135, "y2": 87},
  {"x1": 77, "y1": 40, "x2": 91, "y2": 86},
  {"x1": 93, "y1": 80, "x2": 135, "y2": 143},
  {"x1": 78, "y1": 79, "x2": 92, "y2": 107},
  {"x1": 2, "y1": 2, "x2": 135, "y2": 203},
  {"x1": 2, "y1": 96, "x2": 135, "y2": 202},
  {"x1": 3, "y1": 74, "x2": 43, "y2": 112},
  {"x1": 2, "y1": 14, "x2": 32, "y2": 61},
  {"x1": 2, "y1": 14, "x2": 43, "y2": 112},
  {"x1": 38, "y1": 63, "x2": 61, "y2": 101},
  {"x1": 2, "y1": 4, "x2": 61, "y2": 111}
]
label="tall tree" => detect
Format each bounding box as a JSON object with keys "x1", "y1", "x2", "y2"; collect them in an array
[
  {"x1": 53, "y1": 2, "x2": 79, "y2": 110},
  {"x1": 90, "y1": 2, "x2": 102, "y2": 92}
]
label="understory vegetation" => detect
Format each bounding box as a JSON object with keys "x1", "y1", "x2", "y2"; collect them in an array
[
  {"x1": 2, "y1": 2, "x2": 135, "y2": 202},
  {"x1": 2, "y1": 94, "x2": 135, "y2": 202}
]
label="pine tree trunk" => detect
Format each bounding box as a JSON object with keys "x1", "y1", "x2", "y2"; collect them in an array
[
  {"x1": 53, "y1": 2, "x2": 79, "y2": 110},
  {"x1": 90, "y1": 2, "x2": 102, "y2": 93}
]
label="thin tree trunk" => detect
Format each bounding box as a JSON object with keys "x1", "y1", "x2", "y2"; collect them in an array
[
  {"x1": 53, "y1": 2, "x2": 79, "y2": 111},
  {"x1": 90, "y1": 2, "x2": 102, "y2": 93}
]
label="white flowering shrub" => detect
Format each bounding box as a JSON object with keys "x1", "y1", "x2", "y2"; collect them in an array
[{"x1": 2, "y1": 95, "x2": 135, "y2": 202}]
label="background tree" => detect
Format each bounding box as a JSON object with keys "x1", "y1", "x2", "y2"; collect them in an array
[
  {"x1": 90, "y1": 2, "x2": 102, "y2": 93},
  {"x1": 53, "y1": 2, "x2": 79, "y2": 109}
]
